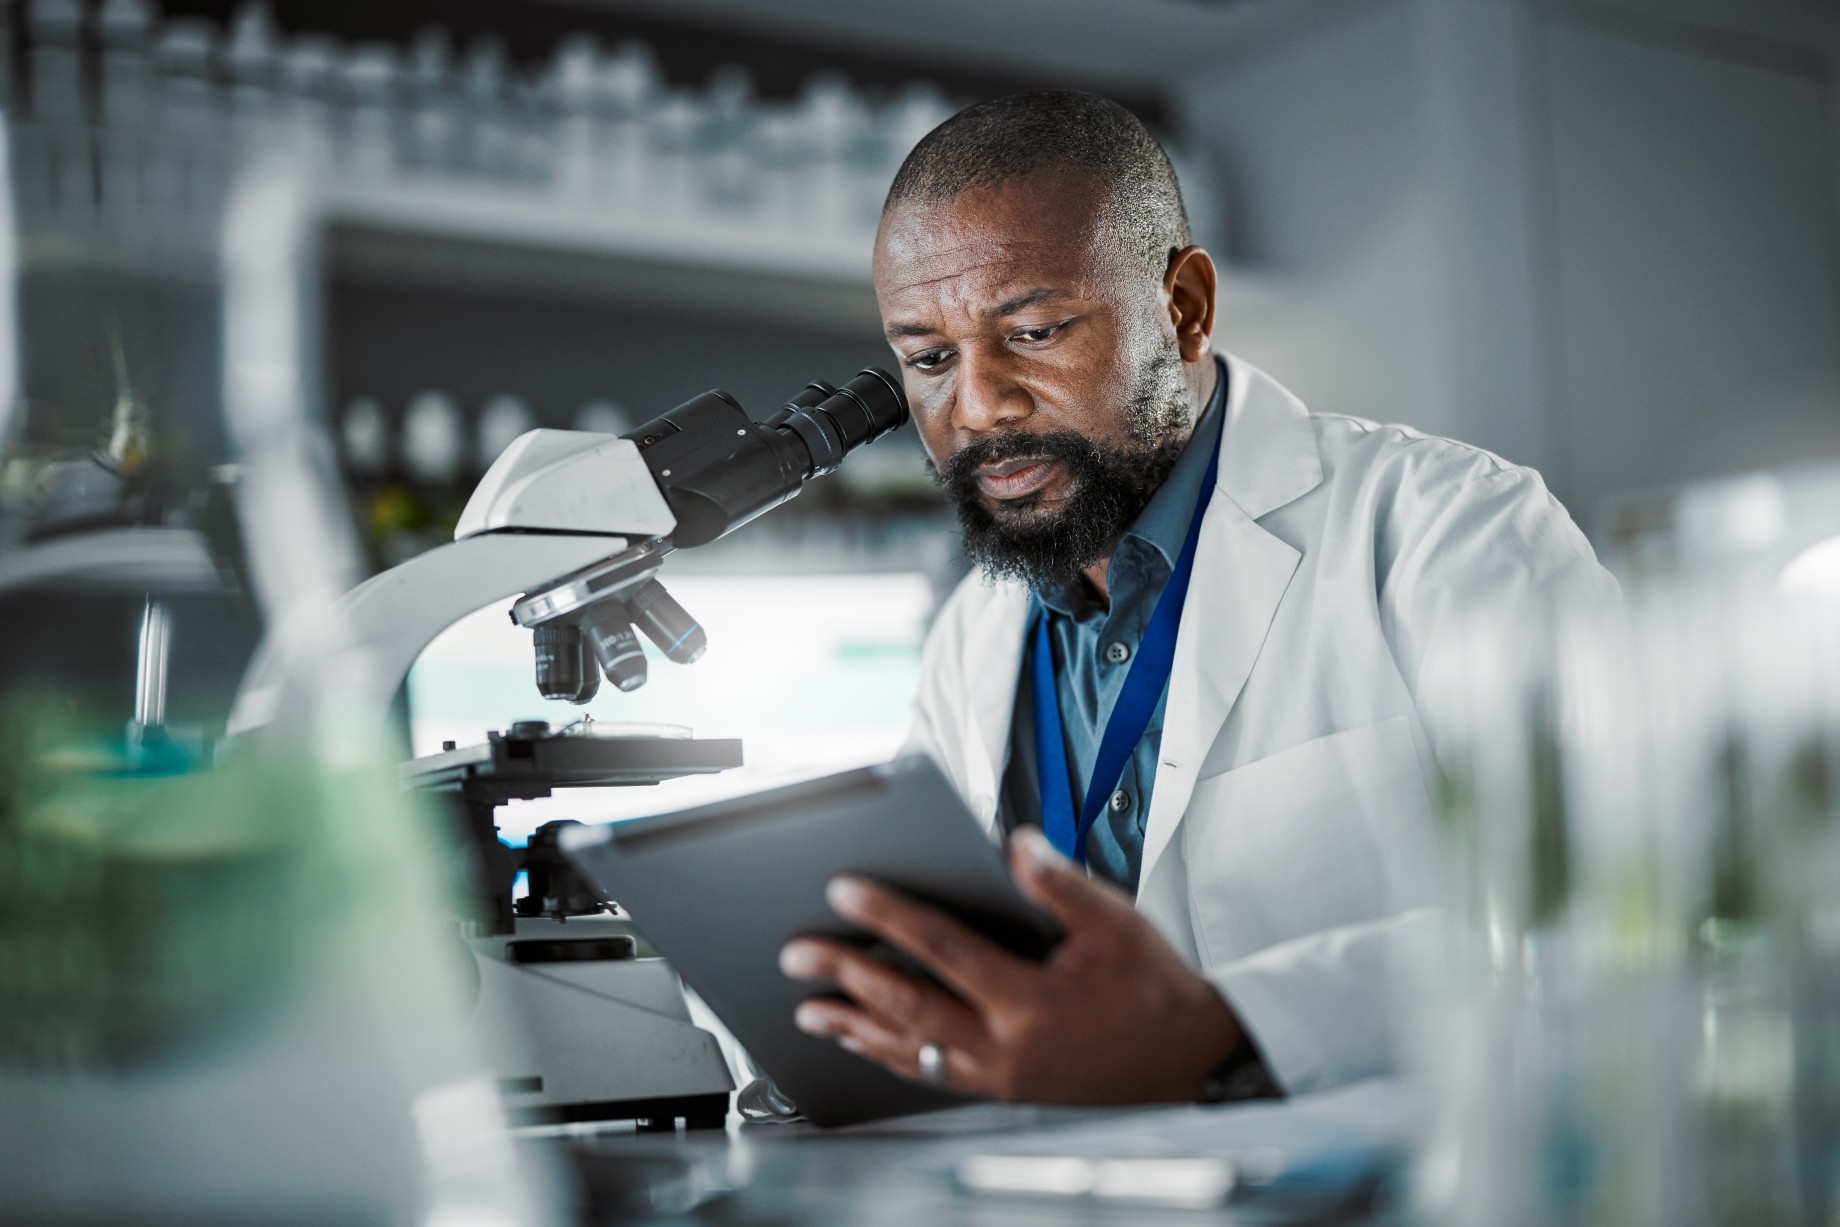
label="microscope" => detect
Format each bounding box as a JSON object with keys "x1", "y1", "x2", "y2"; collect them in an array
[{"x1": 236, "y1": 368, "x2": 909, "y2": 1128}]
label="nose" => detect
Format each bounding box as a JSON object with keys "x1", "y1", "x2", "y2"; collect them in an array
[{"x1": 952, "y1": 347, "x2": 1030, "y2": 433}]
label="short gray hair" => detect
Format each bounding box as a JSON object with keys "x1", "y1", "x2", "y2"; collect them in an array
[{"x1": 884, "y1": 90, "x2": 1193, "y2": 283}]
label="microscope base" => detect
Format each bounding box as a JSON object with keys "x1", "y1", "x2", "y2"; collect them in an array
[
  {"x1": 518, "y1": 1092, "x2": 731, "y2": 1131},
  {"x1": 470, "y1": 918, "x2": 735, "y2": 1129}
]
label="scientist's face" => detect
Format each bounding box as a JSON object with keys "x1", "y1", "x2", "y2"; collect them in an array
[{"x1": 873, "y1": 169, "x2": 1213, "y2": 589}]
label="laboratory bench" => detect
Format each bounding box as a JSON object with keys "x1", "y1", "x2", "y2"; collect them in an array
[{"x1": 529, "y1": 1080, "x2": 1406, "y2": 1226}]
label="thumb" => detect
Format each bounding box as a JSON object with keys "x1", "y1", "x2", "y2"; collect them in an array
[{"x1": 1007, "y1": 826, "x2": 1138, "y2": 932}]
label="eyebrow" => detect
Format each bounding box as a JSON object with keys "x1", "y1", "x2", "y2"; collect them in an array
[
  {"x1": 882, "y1": 288, "x2": 1072, "y2": 341},
  {"x1": 992, "y1": 287, "x2": 1068, "y2": 316}
]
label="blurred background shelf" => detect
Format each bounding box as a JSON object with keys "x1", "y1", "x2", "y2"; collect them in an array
[{"x1": 325, "y1": 182, "x2": 882, "y2": 333}]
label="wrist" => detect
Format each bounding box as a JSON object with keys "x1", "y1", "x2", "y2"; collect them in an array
[
  {"x1": 1170, "y1": 982, "x2": 1243, "y2": 1102},
  {"x1": 1190, "y1": 985, "x2": 1283, "y2": 1104}
]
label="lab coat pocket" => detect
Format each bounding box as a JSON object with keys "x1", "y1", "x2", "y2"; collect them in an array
[{"x1": 1181, "y1": 715, "x2": 1433, "y2": 966}]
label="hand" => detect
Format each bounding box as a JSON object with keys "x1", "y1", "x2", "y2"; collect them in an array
[{"x1": 777, "y1": 826, "x2": 1244, "y2": 1105}]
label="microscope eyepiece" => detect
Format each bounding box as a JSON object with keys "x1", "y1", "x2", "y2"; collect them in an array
[
  {"x1": 766, "y1": 369, "x2": 908, "y2": 477},
  {"x1": 624, "y1": 367, "x2": 910, "y2": 548},
  {"x1": 812, "y1": 368, "x2": 909, "y2": 457}
]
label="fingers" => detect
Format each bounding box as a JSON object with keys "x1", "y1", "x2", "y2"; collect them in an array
[
  {"x1": 790, "y1": 998, "x2": 975, "y2": 1090},
  {"x1": 1007, "y1": 826, "x2": 1139, "y2": 931},
  {"x1": 779, "y1": 936, "x2": 983, "y2": 1053},
  {"x1": 790, "y1": 996, "x2": 903, "y2": 1061},
  {"x1": 822, "y1": 876, "x2": 1031, "y2": 1010}
]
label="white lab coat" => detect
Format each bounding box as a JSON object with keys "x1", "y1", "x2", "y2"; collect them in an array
[{"x1": 903, "y1": 353, "x2": 1616, "y2": 1095}]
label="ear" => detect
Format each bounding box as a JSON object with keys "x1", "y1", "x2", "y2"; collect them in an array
[{"x1": 1163, "y1": 246, "x2": 1218, "y2": 364}]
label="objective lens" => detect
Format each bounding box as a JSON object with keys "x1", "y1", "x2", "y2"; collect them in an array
[
  {"x1": 533, "y1": 623, "x2": 600, "y2": 703},
  {"x1": 580, "y1": 603, "x2": 648, "y2": 693},
  {"x1": 626, "y1": 579, "x2": 706, "y2": 664}
]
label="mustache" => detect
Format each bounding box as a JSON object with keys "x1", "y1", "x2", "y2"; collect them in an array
[{"x1": 929, "y1": 431, "x2": 1103, "y2": 497}]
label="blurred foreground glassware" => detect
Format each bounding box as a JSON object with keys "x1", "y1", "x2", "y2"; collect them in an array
[
  {"x1": 1413, "y1": 579, "x2": 1840, "y2": 1227},
  {"x1": 0, "y1": 117, "x2": 556, "y2": 1225}
]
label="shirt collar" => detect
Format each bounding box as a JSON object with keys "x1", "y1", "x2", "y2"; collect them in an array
[{"x1": 1037, "y1": 357, "x2": 1229, "y2": 615}]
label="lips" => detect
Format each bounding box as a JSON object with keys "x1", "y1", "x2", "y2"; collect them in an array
[{"x1": 976, "y1": 456, "x2": 1060, "y2": 501}]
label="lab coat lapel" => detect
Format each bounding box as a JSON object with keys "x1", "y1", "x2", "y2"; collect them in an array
[
  {"x1": 957, "y1": 582, "x2": 1030, "y2": 831},
  {"x1": 1137, "y1": 356, "x2": 1321, "y2": 894}
]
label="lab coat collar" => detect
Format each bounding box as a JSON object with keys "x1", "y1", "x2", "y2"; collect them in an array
[
  {"x1": 1216, "y1": 351, "x2": 1324, "y2": 522},
  {"x1": 961, "y1": 581, "x2": 1030, "y2": 826},
  {"x1": 1134, "y1": 352, "x2": 1321, "y2": 892}
]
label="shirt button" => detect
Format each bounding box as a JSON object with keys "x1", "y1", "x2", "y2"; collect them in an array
[
  {"x1": 1105, "y1": 641, "x2": 1131, "y2": 665},
  {"x1": 1109, "y1": 789, "x2": 1131, "y2": 814}
]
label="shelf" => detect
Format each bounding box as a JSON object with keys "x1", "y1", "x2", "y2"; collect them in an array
[{"x1": 323, "y1": 180, "x2": 884, "y2": 337}]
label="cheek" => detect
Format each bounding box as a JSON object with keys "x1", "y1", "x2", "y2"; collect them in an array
[
  {"x1": 898, "y1": 373, "x2": 952, "y2": 445},
  {"x1": 1029, "y1": 332, "x2": 1137, "y2": 434},
  {"x1": 910, "y1": 402, "x2": 954, "y2": 468}
]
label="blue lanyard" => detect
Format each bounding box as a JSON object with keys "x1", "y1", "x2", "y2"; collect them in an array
[{"x1": 1029, "y1": 444, "x2": 1220, "y2": 864}]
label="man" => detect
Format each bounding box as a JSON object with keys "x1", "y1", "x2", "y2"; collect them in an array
[{"x1": 778, "y1": 92, "x2": 1613, "y2": 1104}]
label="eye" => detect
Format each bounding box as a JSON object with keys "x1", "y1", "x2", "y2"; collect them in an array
[
  {"x1": 906, "y1": 349, "x2": 951, "y2": 371},
  {"x1": 1015, "y1": 323, "x2": 1065, "y2": 344}
]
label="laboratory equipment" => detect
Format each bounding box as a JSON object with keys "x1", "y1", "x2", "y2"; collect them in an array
[
  {"x1": 236, "y1": 366, "x2": 909, "y2": 1125},
  {"x1": 0, "y1": 118, "x2": 555, "y2": 1224},
  {"x1": 402, "y1": 720, "x2": 742, "y2": 1128},
  {"x1": 1412, "y1": 576, "x2": 1840, "y2": 1227},
  {"x1": 4, "y1": 0, "x2": 989, "y2": 244}
]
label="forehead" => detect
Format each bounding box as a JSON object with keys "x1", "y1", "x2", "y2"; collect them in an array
[{"x1": 872, "y1": 172, "x2": 1122, "y2": 317}]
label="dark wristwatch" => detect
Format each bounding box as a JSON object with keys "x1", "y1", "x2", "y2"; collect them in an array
[{"x1": 1200, "y1": 1034, "x2": 1283, "y2": 1103}]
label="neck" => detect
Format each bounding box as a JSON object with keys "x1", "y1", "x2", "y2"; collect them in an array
[
  {"x1": 1079, "y1": 355, "x2": 1219, "y2": 610},
  {"x1": 1081, "y1": 558, "x2": 1113, "y2": 607}
]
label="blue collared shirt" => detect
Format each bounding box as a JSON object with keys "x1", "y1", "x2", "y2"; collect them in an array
[{"x1": 999, "y1": 359, "x2": 1228, "y2": 893}]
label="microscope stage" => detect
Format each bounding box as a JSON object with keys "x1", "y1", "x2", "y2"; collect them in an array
[{"x1": 401, "y1": 726, "x2": 743, "y2": 799}]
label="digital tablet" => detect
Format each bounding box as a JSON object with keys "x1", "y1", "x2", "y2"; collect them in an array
[{"x1": 560, "y1": 756, "x2": 1060, "y2": 1127}]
